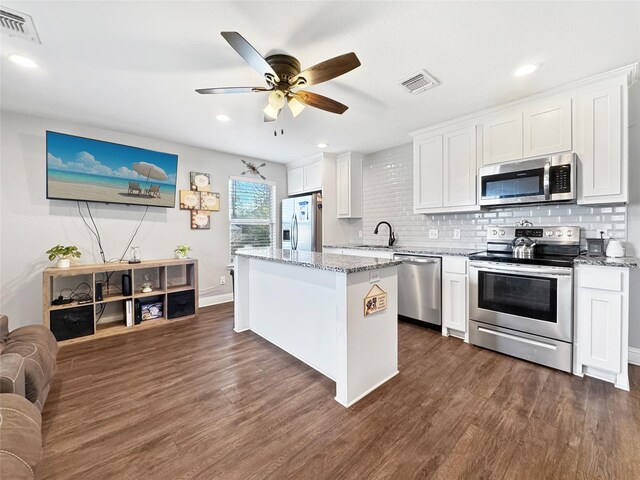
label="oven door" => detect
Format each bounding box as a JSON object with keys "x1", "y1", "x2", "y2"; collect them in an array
[{"x1": 470, "y1": 262, "x2": 573, "y2": 342}]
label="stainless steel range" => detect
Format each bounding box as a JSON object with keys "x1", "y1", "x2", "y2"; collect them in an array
[{"x1": 468, "y1": 224, "x2": 580, "y2": 372}]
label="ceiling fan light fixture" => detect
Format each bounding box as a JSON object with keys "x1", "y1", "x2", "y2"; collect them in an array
[
  {"x1": 263, "y1": 103, "x2": 280, "y2": 120},
  {"x1": 268, "y1": 89, "x2": 286, "y2": 109},
  {"x1": 288, "y1": 96, "x2": 305, "y2": 117}
]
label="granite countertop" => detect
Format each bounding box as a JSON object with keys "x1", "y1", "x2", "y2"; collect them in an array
[
  {"x1": 236, "y1": 248, "x2": 402, "y2": 273},
  {"x1": 574, "y1": 255, "x2": 638, "y2": 268},
  {"x1": 323, "y1": 244, "x2": 481, "y2": 257}
]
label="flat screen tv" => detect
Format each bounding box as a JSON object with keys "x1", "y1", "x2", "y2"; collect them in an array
[{"x1": 46, "y1": 131, "x2": 178, "y2": 208}]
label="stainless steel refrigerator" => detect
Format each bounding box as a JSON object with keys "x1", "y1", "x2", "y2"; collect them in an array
[{"x1": 282, "y1": 193, "x2": 322, "y2": 251}]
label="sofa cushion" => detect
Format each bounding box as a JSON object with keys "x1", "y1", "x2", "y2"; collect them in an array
[
  {"x1": 8, "y1": 325, "x2": 59, "y2": 357},
  {"x1": 0, "y1": 393, "x2": 42, "y2": 480},
  {"x1": 1, "y1": 341, "x2": 56, "y2": 408}
]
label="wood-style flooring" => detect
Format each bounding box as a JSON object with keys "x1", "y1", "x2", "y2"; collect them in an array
[{"x1": 38, "y1": 303, "x2": 640, "y2": 479}]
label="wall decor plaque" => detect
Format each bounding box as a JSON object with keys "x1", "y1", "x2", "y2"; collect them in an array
[
  {"x1": 190, "y1": 172, "x2": 211, "y2": 191},
  {"x1": 200, "y1": 191, "x2": 220, "y2": 211},
  {"x1": 364, "y1": 284, "x2": 387, "y2": 316},
  {"x1": 191, "y1": 210, "x2": 210, "y2": 229},
  {"x1": 179, "y1": 190, "x2": 201, "y2": 210}
]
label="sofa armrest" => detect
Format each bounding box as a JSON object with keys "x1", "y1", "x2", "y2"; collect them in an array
[
  {"x1": 0, "y1": 353, "x2": 26, "y2": 397},
  {"x1": 0, "y1": 314, "x2": 8, "y2": 342}
]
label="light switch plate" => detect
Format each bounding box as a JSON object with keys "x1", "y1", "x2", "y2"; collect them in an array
[
  {"x1": 453, "y1": 229, "x2": 461, "y2": 239},
  {"x1": 429, "y1": 229, "x2": 439, "y2": 239}
]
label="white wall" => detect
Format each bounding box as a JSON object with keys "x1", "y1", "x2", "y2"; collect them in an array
[{"x1": 0, "y1": 111, "x2": 287, "y2": 329}]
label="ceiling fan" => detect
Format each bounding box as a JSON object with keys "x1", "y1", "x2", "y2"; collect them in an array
[{"x1": 196, "y1": 32, "x2": 361, "y2": 121}]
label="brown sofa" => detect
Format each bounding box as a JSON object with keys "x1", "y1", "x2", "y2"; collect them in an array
[
  {"x1": 0, "y1": 393, "x2": 43, "y2": 479},
  {"x1": 0, "y1": 314, "x2": 58, "y2": 410},
  {"x1": 0, "y1": 314, "x2": 59, "y2": 479}
]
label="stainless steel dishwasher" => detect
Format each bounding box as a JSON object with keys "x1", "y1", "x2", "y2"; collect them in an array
[{"x1": 393, "y1": 254, "x2": 441, "y2": 326}]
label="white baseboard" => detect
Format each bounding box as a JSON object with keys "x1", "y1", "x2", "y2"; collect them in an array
[
  {"x1": 629, "y1": 347, "x2": 640, "y2": 366},
  {"x1": 199, "y1": 293, "x2": 234, "y2": 308}
]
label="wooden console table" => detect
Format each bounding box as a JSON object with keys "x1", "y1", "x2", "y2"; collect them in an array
[{"x1": 43, "y1": 258, "x2": 198, "y2": 345}]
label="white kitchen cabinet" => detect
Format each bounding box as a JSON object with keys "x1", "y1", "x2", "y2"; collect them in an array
[
  {"x1": 441, "y1": 257, "x2": 469, "y2": 341},
  {"x1": 303, "y1": 160, "x2": 323, "y2": 192},
  {"x1": 336, "y1": 152, "x2": 363, "y2": 218},
  {"x1": 413, "y1": 124, "x2": 478, "y2": 214},
  {"x1": 481, "y1": 111, "x2": 523, "y2": 165},
  {"x1": 575, "y1": 265, "x2": 629, "y2": 390},
  {"x1": 576, "y1": 81, "x2": 626, "y2": 204},
  {"x1": 413, "y1": 134, "x2": 443, "y2": 210},
  {"x1": 523, "y1": 98, "x2": 572, "y2": 157},
  {"x1": 287, "y1": 159, "x2": 323, "y2": 196},
  {"x1": 443, "y1": 126, "x2": 477, "y2": 208},
  {"x1": 287, "y1": 166, "x2": 304, "y2": 195}
]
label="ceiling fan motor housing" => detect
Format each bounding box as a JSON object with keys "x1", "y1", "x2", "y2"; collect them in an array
[{"x1": 265, "y1": 54, "x2": 303, "y2": 87}]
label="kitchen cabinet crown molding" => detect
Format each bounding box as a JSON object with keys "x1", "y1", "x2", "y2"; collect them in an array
[
  {"x1": 286, "y1": 152, "x2": 336, "y2": 169},
  {"x1": 409, "y1": 64, "x2": 638, "y2": 138}
]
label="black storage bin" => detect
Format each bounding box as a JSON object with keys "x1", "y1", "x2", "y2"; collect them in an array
[
  {"x1": 167, "y1": 290, "x2": 195, "y2": 319},
  {"x1": 50, "y1": 306, "x2": 94, "y2": 341}
]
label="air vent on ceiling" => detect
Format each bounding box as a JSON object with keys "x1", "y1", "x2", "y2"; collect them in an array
[
  {"x1": 399, "y1": 69, "x2": 439, "y2": 94},
  {"x1": 0, "y1": 7, "x2": 40, "y2": 44}
]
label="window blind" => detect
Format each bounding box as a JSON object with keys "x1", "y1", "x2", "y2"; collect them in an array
[{"x1": 229, "y1": 177, "x2": 276, "y2": 259}]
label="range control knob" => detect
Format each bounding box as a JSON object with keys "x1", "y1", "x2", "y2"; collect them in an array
[
  {"x1": 499, "y1": 230, "x2": 506, "y2": 236},
  {"x1": 567, "y1": 230, "x2": 574, "y2": 237},
  {"x1": 491, "y1": 229, "x2": 498, "y2": 235},
  {"x1": 546, "y1": 231, "x2": 554, "y2": 237},
  {"x1": 556, "y1": 230, "x2": 563, "y2": 237}
]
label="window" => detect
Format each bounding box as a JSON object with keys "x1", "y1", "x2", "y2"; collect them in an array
[{"x1": 229, "y1": 177, "x2": 276, "y2": 259}]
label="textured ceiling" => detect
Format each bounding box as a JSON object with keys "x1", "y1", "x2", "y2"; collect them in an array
[{"x1": 1, "y1": 1, "x2": 639, "y2": 163}]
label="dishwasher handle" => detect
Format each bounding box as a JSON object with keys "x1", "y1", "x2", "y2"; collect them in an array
[{"x1": 393, "y1": 255, "x2": 440, "y2": 265}]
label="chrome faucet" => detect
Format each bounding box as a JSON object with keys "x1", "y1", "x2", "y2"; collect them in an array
[{"x1": 374, "y1": 221, "x2": 396, "y2": 246}]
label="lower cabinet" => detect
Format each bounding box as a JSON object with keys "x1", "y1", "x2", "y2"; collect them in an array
[
  {"x1": 442, "y1": 257, "x2": 469, "y2": 341},
  {"x1": 575, "y1": 265, "x2": 629, "y2": 390}
]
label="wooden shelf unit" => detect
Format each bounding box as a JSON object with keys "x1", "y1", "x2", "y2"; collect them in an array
[{"x1": 43, "y1": 258, "x2": 199, "y2": 345}]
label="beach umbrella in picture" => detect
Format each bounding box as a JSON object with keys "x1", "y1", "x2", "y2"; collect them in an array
[{"x1": 132, "y1": 162, "x2": 168, "y2": 182}]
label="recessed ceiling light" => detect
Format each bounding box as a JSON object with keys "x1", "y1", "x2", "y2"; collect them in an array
[
  {"x1": 513, "y1": 64, "x2": 539, "y2": 77},
  {"x1": 8, "y1": 54, "x2": 38, "y2": 69},
  {"x1": 317, "y1": 143, "x2": 328, "y2": 148},
  {"x1": 215, "y1": 114, "x2": 230, "y2": 122}
]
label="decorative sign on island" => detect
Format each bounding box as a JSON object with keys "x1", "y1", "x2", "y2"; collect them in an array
[{"x1": 364, "y1": 284, "x2": 387, "y2": 316}]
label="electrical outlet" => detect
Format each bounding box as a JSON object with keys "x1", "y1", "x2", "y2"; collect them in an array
[
  {"x1": 429, "y1": 229, "x2": 439, "y2": 239},
  {"x1": 369, "y1": 271, "x2": 380, "y2": 283},
  {"x1": 220, "y1": 275, "x2": 226, "y2": 285},
  {"x1": 358, "y1": 230, "x2": 363, "y2": 238},
  {"x1": 453, "y1": 229, "x2": 461, "y2": 239}
]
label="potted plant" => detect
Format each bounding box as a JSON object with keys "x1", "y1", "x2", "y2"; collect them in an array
[
  {"x1": 46, "y1": 245, "x2": 81, "y2": 268},
  {"x1": 174, "y1": 244, "x2": 191, "y2": 259}
]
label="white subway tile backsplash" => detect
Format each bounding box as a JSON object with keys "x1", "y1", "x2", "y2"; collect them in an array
[{"x1": 360, "y1": 143, "x2": 627, "y2": 249}]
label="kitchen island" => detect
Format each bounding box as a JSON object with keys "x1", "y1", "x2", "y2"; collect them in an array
[{"x1": 234, "y1": 248, "x2": 401, "y2": 407}]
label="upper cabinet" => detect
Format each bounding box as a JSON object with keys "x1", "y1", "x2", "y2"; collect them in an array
[
  {"x1": 575, "y1": 80, "x2": 626, "y2": 204},
  {"x1": 287, "y1": 157, "x2": 323, "y2": 196},
  {"x1": 481, "y1": 111, "x2": 523, "y2": 165},
  {"x1": 523, "y1": 98, "x2": 572, "y2": 157},
  {"x1": 336, "y1": 152, "x2": 363, "y2": 218},
  {"x1": 413, "y1": 122, "x2": 478, "y2": 214},
  {"x1": 481, "y1": 96, "x2": 572, "y2": 166}
]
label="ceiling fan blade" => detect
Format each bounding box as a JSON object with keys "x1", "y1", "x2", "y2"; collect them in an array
[
  {"x1": 196, "y1": 86, "x2": 271, "y2": 94},
  {"x1": 293, "y1": 91, "x2": 348, "y2": 114},
  {"x1": 292, "y1": 52, "x2": 360, "y2": 87},
  {"x1": 221, "y1": 32, "x2": 280, "y2": 83}
]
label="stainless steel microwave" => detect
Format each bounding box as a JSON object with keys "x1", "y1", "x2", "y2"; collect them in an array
[{"x1": 478, "y1": 153, "x2": 576, "y2": 207}]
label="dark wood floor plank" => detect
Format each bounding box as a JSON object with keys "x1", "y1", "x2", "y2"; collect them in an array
[{"x1": 36, "y1": 304, "x2": 640, "y2": 480}]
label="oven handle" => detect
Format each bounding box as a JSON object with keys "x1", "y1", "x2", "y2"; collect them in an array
[{"x1": 471, "y1": 264, "x2": 572, "y2": 277}]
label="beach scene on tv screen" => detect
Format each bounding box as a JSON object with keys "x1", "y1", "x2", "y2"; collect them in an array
[{"x1": 47, "y1": 132, "x2": 178, "y2": 208}]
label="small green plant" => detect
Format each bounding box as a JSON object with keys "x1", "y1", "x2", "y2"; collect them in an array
[
  {"x1": 174, "y1": 244, "x2": 191, "y2": 257},
  {"x1": 46, "y1": 245, "x2": 81, "y2": 261}
]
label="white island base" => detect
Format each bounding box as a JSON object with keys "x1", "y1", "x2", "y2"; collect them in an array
[{"x1": 234, "y1": 251, "x2": 399, "y2": 407}]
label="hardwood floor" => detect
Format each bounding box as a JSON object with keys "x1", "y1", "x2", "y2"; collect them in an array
[{"x1": 38, "y1": 303, "x2": 640, "y2": 479}]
